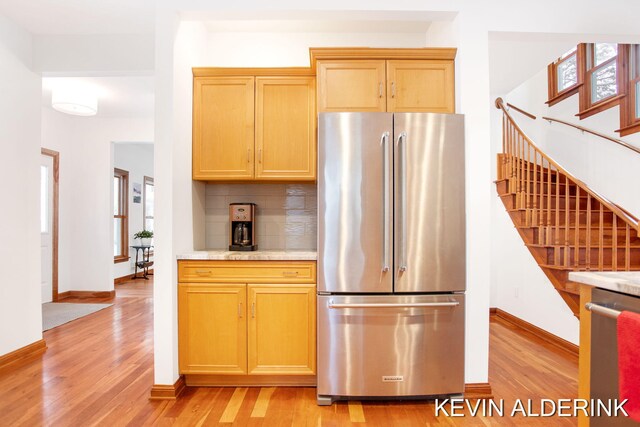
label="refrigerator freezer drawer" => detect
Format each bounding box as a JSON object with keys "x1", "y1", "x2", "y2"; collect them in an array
[{"x1": 317, "y1": 294, "x2": 465, "y2": 399}]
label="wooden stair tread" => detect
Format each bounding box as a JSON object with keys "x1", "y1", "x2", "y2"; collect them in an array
[
  {"x1": 539, "y1": 264, "x2": 640, "y2": 272},
  {"x1": 502, "y1": 194, "x2": 602, "y2": 203},
  {"x1": 527, "y1": 243, "x2": 640, "y2": 249},
  {"x1": 507, "y1": 207, "x2": 617, "y2": 214},
  {"x1": 517, "y1": 223, "x2": 638, "y2": 229}
]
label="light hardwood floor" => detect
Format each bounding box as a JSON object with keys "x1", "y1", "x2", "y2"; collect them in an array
[{"x1": 0, "y1": 279, "x2": 578, "y2": 426}]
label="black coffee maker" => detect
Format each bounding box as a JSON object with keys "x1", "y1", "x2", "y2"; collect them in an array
[{"x1": 229, "y1": 203, "x2": 257, "y2": 251}]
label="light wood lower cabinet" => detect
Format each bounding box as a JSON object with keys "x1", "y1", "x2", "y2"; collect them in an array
[
  {"x1": 178, "y1": 284, "x2": 247, "y2": 374},
  {"x1": 177, "y1": 260, "x2": 317, "y2": 383},
  {"x1": 248, "y1": 284, "x2": 316, "y2": 375}
]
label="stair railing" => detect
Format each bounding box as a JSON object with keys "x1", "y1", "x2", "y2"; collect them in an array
[
  {"x1": 496, "y1": 97, "x2": 639, "y2": 271},
  {"x1": 542, "y1": 116, "x2": 640, "y2": 156}
]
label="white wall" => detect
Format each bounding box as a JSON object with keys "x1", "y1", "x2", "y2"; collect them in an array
[
  {"x1": 205, "y1": 31, "x2": 426, "y2": 66},
  {"x1": 113, "y1": 143, "x2": 154, "y2": 279},
  {"x1": 0, "y1": 13, "x2": 43, "y2": 356},
  {"x1": 41, "y1": 108, "x2": 153, "y2": 292},
  {"x1": 33, "y1": 34, "x2": 155, "y2": 76},
  {"x1": 152, "y1": 15, "x2": 203, "y2": 386},
  {"x1": 491, "y1": 45, "x2": 640, "y2": 344}
]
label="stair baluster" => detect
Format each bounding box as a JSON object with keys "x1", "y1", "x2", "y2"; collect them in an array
[
  {"x1": 599, "y1": 204, "x2": 604, "y2": 270},
  {"x1": 564, "y1": 175, "x2": 570, "y2": 267},
  {"x1": 546, "y1": 162, "x2": 552, "y2": 246},
  {"x1": 613, "y1": 216, "x2": 618, "y2": 271},
  {"x1": 626, "y1": 224, "x2": 631, "y2": 271},
  {"x1": 525, "y1": 144, "x2": 531, "y2": 226},
  {"x1": 586, "y1": 195, "x2": 592, "y2": 269},
  {"x1": 574, "y1": 186, "x2": 580, "y2": 268}
]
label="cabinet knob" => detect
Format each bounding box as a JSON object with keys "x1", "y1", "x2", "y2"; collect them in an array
[
  {"x1": 391, "y1": 81, "x2": 396, "y2": 98},
  {"x1": 238, "y1": 302, "x2": 243, "y2": 318},
  {"x1": 282, "y1": 271, "x2": 299, "y2": 277},
  {"x1": 379, "y1": 82, "x2": 383, "y2": 98},
  {"x1": 251, "y1": 302, "x2": 256, "y2": 318},
  {"x1": 195, "y1": 270, "x2": 211, "y2": 275}
]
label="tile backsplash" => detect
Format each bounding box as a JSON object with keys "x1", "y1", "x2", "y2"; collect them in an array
[{"x1": 205, "y1": 183, "x2": 317, "y2": 251}]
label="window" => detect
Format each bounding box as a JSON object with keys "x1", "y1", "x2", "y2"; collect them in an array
[
  {"x1": 547, "y1": 46, "x2": 583, "y2": 106},
  {"x1": 577, "y1": 43, "x2": 625, "y2": 119},
  {"x1": 114, "y1": 168, "x2": 129, "y2": 263},
  {"x1": 143, "y1": 176, "x2": 154, "y2": 233},
  {"x1": 546, "y1": 43, "x2": 639, "y2": 135},
  {"x1": 619, "y1": 44, "x2": 640, "y2": 136},
  {"x1": 590, "y1": 43, "x2": 618, "y2": 102}
]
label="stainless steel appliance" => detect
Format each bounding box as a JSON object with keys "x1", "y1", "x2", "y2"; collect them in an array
[
  {"x1": 588, "y1": 288, "x2": 640, "y2": 427},
  {"x1": 229, "y1": 203, "x2": 257, "y2": 251},
  {"x1": 317, "y1": 112, "x2": 465, "y2": 405}
]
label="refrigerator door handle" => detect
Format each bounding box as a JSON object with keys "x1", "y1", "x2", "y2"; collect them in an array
[
  {"x1": 396, "y1": 131, "x2": 408, "y2": 273},
  {"x1": 381, "y1": 131, "x2": 390, "y2": 273},
  {"x1": 328, "y1": 300, "x2": 460, "y2": 309}
]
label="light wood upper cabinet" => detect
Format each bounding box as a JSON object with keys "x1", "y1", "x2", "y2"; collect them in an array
[
  {"x1": 386, "y1": 60, "x2": 455, "y2": 113},
  {"x1": 317, "y1": 60, "x2": 386, "y2": 112},
  {"x1": 255, "y1": 77, "x2": 316, "y2": 180},
  {"x1": 192, "y1": 77, "x2": 255, "y2": 180},
  {"x1": 248, "y1": 284, "x2": 316, "y2": 375},
  {"x1": 192, "y1": 70, "x2": 316, "y2": 181},
  {"x1": 178, "y1": 283, "x2": 247, "y2": 374},
  {"x1": 316, "y1": 55, "x2": 455, "y2": 113}
]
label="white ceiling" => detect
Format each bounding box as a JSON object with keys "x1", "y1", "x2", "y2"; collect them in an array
[
  {"x1": 204, "y1": 19, "x2": 432, "y2": 33},
  {"x1": 0, "y1": 3, "x2": 454, "y2": 36},
  {"x1": 0, "y1": 0, "x2": 156, "y2": 35},
  {"x1": 42, "y1": 76, "x2": 155, "y2": 118}
]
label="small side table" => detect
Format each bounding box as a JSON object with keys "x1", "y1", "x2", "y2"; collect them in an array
[{"x1": 131, "y1": 245, "x2": 154, "y2": 280}]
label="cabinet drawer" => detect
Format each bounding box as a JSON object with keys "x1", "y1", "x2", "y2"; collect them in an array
[{"x1": 178, "y1": 261, "x2": 316, "y2": 283}]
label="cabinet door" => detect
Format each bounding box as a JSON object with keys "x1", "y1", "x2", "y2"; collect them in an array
[
  {"x1": 317, "y1": 60, "x2": 386, "y2": 112},
  {"x1": 386, "y1": 60, "x2": 455, "y2": 113},
  {"x1": 193, "y1": 77, "x2": 255, "y2": 180},
  {"x1": 247, "y1": 284, "x2": 316, "y2": 375},
  {"x1": 178, "y1": 284, "x2": 247, "y2": 374},
  {"x1": 255, "y1": 77, "x2": 316, "y2": 180}
]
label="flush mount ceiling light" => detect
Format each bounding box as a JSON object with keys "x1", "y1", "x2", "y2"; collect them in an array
[{"x1": 51, "y1": 86, "x2": 98, "y2": 116}]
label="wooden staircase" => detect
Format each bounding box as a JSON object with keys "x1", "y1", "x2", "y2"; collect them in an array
[{"x1": 495, "y1": 99, "x2": 640, "y2": 317}]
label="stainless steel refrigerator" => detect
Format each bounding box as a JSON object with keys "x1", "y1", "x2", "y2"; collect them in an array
[{"x1": 317, "y1": 112, "x2": 466, "y2": 405}]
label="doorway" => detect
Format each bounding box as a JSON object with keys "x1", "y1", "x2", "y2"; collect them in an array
[{"x1": 41, "y1": 148, "x2": 59, "y2": 303}]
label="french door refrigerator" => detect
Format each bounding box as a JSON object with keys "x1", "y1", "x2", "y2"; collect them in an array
[{"x1": 317, "y1": 112, "x2": 466, "y2": 405}]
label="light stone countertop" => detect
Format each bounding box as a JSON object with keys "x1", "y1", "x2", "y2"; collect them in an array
[
  {"x1": 569, "y1": 271, "x2": 640, "y2": 297},
  {"x1": 177, "y1": 250, "x2": 317, "y2": 261}
]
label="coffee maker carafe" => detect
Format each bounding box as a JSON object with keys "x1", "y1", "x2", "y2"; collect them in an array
[{"x1": 229, "y1": 203, "x2": 257, "y2": 251}]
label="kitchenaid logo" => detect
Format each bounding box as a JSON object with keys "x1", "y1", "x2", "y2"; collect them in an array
[
  {"x1": 382, "y1": 376, "x2": 404, "y2": 382},
  {"x1": 435, "y1": 398, "x2": 629, "y2": 418}
]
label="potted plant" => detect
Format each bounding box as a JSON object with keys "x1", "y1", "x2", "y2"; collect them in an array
[{"x1": 133, "y1": 230, "x2": 154, "y2": 247}]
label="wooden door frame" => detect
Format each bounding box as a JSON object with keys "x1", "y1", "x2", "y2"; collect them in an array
[{"x1": 41, "y1": 148, "x2": 60, "y2": 302}]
